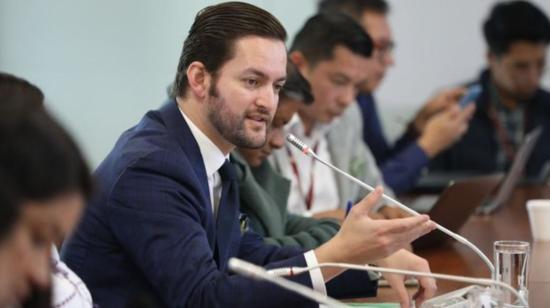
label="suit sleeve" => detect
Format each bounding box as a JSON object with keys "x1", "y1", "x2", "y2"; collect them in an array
[
  {"x1": 106, "y1": 153, "x2": 318, "y2": 308},
  {"x1": 358, "y1": 94, "x2": 429, "y2": 194},
  {"x1": 378, "y1": 141, "x2": 429, "y2": 195}
]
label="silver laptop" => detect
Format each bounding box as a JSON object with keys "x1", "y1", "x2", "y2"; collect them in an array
[
  {"x1": 411, "y1": 126, "x2": 542, "y2": 214},
  {"x1": 477, "y1": 126, "x2": 543, "y2": 214}
]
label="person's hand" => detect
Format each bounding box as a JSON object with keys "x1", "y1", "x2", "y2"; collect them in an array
[
  {"x1": 413, "y1": 87, "x2": 466, "y2": 133},
  {"x1": 374, "y1": 249, "x2": 437, "y2": 308},
  {"x1": 375, "y1": 205, "x2": 411, "y2": 220},
  {"x1": 314, "y1": 187, "x2": 436, "y2": 282},
  {"x1": 418, "y1": 103, "x2": 476, "y2": 157}
]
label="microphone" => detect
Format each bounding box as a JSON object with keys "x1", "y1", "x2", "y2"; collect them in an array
[
  {"x1": 228, "y1": 258, "x2": 348, "y2": 308},
  {"x1": 286, "y1": 134, "x2": 495, "y2": 275},
  {"x1": 267, "y1": 262, "x2": 528, "y2": 308}
]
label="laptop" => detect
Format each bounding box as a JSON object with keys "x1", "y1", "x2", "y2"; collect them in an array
[
  {"x1": 477, "y1": 126, "x2": 543, "y2": 214},
  {"x1": 411, "y1": 174, "x2": 503, "y2": 249},
  {"x1": 414, "y1": 126, "x2": 543, "y2": 195}
]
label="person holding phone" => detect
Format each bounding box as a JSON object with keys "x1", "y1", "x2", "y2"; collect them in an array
[{"x1": 429, "y1": 1, "x2": 550, "y2": 177}]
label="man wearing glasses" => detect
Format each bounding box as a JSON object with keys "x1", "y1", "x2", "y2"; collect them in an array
[{"x1": 319, "y1": 0, "x2": 475, "y2": 194}]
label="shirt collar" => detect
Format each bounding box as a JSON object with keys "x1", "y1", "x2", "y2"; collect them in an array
[
  {"x1": 179, "y1": 107, "x2": 227, "y2": 177},
  {"x1": 286, "y1": 114, "x2": 339, "y2": 144}
]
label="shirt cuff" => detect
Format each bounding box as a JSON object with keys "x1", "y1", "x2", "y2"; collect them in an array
[{"x1": 304, "y1": 250, "x2": 327, "y2": 300}]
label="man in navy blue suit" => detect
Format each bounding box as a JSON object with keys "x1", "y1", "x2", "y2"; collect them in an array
[{"x1": 61, "y1": 2, "x2": 435, "y2": 307}]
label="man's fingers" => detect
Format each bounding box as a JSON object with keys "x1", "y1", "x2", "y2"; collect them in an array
[
  {"x1": 413, "y1": 277, "x2": 437, "y2": 306},
  {"x1": 447, "y1": 87, "x2": 467, "y2": 101},
  {"x1": 385, "y1": 274, "x2": 410, "y2": 308},
  {"x1": 380, "y1": 214, "x2": 432, "y2": 235},
  {"x1": 435, "y1": 87, "x2": 466, "y2": 105},
  {"x1": 461, "y1": 103, "x2": 476, "y2": 120},
  {"x1": 379, "y1": 217, "x2": 436, "y2": 248},
  {"x1": 353, "y1": 186, "x2": 384, "y2": 214}
]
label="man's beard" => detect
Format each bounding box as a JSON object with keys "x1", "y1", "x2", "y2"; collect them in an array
[{"x1": 207, "y1": 82, "x2": 270, "y2": 149}]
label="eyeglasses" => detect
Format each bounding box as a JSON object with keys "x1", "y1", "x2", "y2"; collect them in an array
[{"x1": 373, "y1": 40, "x2": 395, "y2": 63}]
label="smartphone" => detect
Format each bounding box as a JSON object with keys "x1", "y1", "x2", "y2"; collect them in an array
[{"x1": 458, "y1": 84, "x2": 482, "y2": 108}]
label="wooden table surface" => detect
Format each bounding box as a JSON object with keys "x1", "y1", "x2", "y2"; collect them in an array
[{"x1": 366, "y1": 184, "x2": 550, "y2": 307}]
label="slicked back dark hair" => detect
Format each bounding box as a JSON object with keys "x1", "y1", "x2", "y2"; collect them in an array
[
  {"x1": 290, "y1": 12, "x2": 373, "y2": 68},
  {"x1": 483, "y1": 1, "x2": 550, "y2": 56},
  {"x1": 0, "y1": 73, "x2": 93, "y2": 206},
  {"x1": 0, "y1": 73, "x2": 44, "y2": 110},
  {"x1": 318, "y1": 0, "x2": 389, "y2": 20},
  {"x1": 281, "y1": 61, "x2": 314, "y2": 105},
  {"x1": 172, "y1": 1, "x2": 287, "y2": 98}
]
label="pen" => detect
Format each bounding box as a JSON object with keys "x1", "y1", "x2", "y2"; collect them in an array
[{"x1": 345, "y1": 200, "x2": 352, "y2": 217}]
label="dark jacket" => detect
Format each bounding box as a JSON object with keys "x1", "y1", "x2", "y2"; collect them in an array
[
  {"x1": 429, "y1": 69, "x2": 550, "y2": 177},
  {"x1": 233, "y1": 152, "x2": 340, "y2": 250}
]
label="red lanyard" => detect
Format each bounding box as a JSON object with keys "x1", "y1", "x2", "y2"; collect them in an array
[{"x1": 286, "y1": 142, "x2": 319, "y2": 210}]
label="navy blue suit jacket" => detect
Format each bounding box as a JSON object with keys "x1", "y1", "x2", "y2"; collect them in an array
[{"x1": 62, "y1": 100, "x2": 376, "y2": 307}]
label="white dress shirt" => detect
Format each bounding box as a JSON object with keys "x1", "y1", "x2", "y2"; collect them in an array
[
  {"x1": 180, "y1": 109, "x2": 226, "y2": 217},
  {"x1": 179, "y1": 107, "x2": 326, "y2": 301},
  {"x1": 271, "y1": 115, "x2": 341, "y2": 216},
  {"x1": 51, "y1": 246, "x2": 93, "y2": 308}
]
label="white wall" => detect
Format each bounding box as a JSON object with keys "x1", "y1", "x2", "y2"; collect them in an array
[
  {"x1": 1, "y1": 0, "x2": 549, "y2": 167},
  {"x1": 379, "y1": 0, "x2": 550, "y2": 139}
]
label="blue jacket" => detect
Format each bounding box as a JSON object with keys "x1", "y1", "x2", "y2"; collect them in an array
[
  {"x1": 62, "y1": 100, "x2": 376, "y2": 307},
  {"x1": 429, "y1": 70, "x2": 550, "y2": 176},
  {"x1": 357, "y1": 94, "x2": 429, "y2": 194}
]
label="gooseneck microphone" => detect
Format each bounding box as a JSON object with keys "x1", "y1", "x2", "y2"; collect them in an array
[
  {"x1": 286, "y1": 134, "x2": 495, "y2": 275},
  {"x1": 228, "y1": 258, "x2": 348, "y2": 308},
  {"x1": 265, "y1": 261, "x2": 528, "y2": 308}
]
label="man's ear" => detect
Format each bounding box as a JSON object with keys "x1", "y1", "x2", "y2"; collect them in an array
[
  {"x1": 186, "y1": 61, "x2": 211, "y2": 100},
  {"x1": 289, "y1": 51, "x2": 311, "y2": 79}
]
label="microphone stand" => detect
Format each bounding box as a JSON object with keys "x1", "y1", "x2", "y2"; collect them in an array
[
  {"x1": 230, "y1": 258, "x2": 529, "y2": 307},
  {"x1": 286, "y1": 134, "x2": 495, "y2": 275},
  {"x1": 228, "y1": 258, "x2": 348, "y2": 308}
]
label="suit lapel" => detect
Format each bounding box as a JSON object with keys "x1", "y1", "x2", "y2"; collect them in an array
[{"x1": 158, "y1": 100, "x2": 216, "y2": 252}]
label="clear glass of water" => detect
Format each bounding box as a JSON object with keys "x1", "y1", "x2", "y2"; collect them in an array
[{"x1": 493, "y1": 240, "x2": 530, "y2": 307}]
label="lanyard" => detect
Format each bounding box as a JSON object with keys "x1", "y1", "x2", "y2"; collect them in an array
[
  {"x1": 487, "y1": 105, "x2": 518, "y2": 163},
  {"x1": 286, "y1": 142, "x2": 319, "y2": 210}
]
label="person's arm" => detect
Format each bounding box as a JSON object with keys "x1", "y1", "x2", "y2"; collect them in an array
[
  {"x1": 357, "y1": 93, "x2": 392, "y2": 164},
  {"x1": 378, "y1": 104, "x2": 475, "y2": 194},
  {"x1": 378, "y1": 142, "x2": 430, "y2": 194}
]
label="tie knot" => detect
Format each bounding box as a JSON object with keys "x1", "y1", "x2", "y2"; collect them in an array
[{"x1": 218, "y1": 159, "x2": 236, "y2": 181}]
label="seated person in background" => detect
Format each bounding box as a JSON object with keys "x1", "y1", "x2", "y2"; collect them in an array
[
  {"x1": 271, "y1": 12, "x2": 404, "y2": 222},
  {"x1": 61, "y1": 3, "x2": 436, "y2": 307},
  {"x1": 0, "y1": 72, "x2": 94, "y2": 307},
  {"x1": 429, "y1": 1, "x2": 550, "y2": 177},
  {"x1": 318, "y1": 0, "x2": 475, "y2": 194},
  {"x1": 236, "y1": 61, "x2": 436, "y2": 306},
  {"x1": 234, "y1": 62, "x2": 341, "y2": 250},
  {"x1": 270, "y1": 12, "x2": 436, "y2": 307}
]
